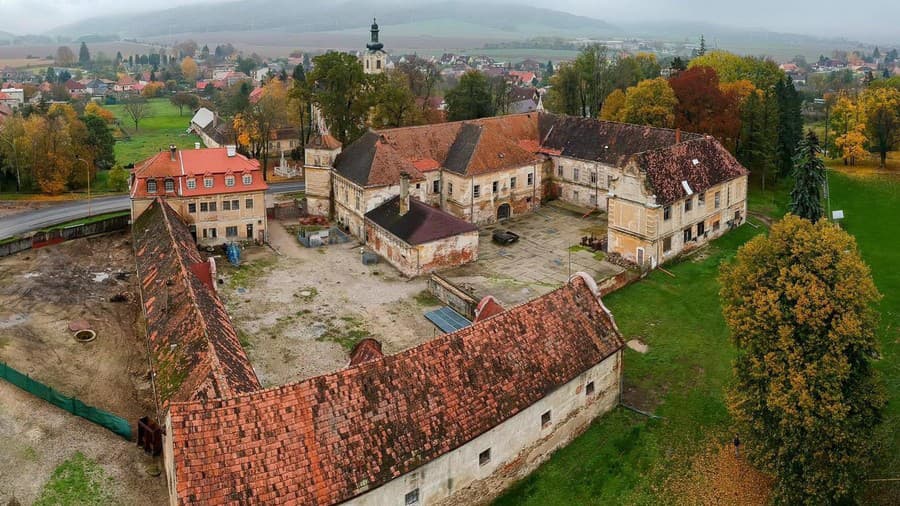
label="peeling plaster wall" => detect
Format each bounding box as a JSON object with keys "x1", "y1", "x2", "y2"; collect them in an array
[
  {"x1": 364, "y1": 221, "x2": 479, "y2": 278},
  {"x1": 549, "y1": 156, "x2": 616, "y2": 210}
]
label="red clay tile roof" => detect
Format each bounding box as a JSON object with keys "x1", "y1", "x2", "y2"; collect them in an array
[
  {"x1": 365, "y1": 196, "x2": 477, "y2": 245},
  {"x1": 632, "y1": 137, "x2": 749, "y2": 205},
  {"x1": 473, "y1": 295, "x2": 505, "y2": 322},
  {"x1": 306, "y1": 133, "x2": 342, "y2": 150},
  {"x1": 167, "y1": 274, "x2": 623, "y2": 505},
  {"x1": 133, "y1": 199, "x2": 260, "y2": 412},
  {"x1": 348, "y1": 338, "x2": 384, "y2": 366},
  {"x1": 131, "y1": 148, "x2": 267, "y2": 199}
]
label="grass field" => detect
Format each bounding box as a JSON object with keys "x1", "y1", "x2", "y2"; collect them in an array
[
  {"x1": 495, "y1": 171, "x2": 899, "y2": 504},
  {"x1": 106, "y1": 98, "x2": 200, "y2": 168}
]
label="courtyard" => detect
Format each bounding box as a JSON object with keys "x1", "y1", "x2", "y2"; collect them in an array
[{"x1": 443, "y1": 203, "x2": 624, "y2": 306}]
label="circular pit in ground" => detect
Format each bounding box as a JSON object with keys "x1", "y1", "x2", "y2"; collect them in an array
[{"x1": 74, "y1": 329, "x2": 96, "y2": 343}]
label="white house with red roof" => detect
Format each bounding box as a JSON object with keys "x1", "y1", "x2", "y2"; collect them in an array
[{"x1": 130, "y1": 145, "x2": 269, "y2": 245}]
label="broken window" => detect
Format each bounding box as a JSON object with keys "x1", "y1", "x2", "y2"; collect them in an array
[
  {"x1": 405, "y1": 489, "x2": 419, "y2": 506},
  {"x1": 492, "y1": 181, "x2": 498, "y2": 193},
  {"x1": 573, "y1": 168, "x2": 580, "y2": 181},
  {"x1": 663, "y1": 206, "x2": 671, "y2": 221},
  {"x1": 541, "y1": 410, "x2": 552, "y2": 428},
  {"x1": 590, "y1": 171, "x2": 598, "y2": 184},
  {"x1": 448, "y1": 182, "x2": 453, "y2": 195},
  {"x1": 697, "y1": 221, "x2": 706, "y2": 236},
  {"x1": 510, "y1": 177, "x2": 517, "y2": 189},
  {"x1": 698, "y1": 192, "x2": 705, "y2": 207},
  {"x1": 684, "y1": 198, "x2": 693, "y2": 212},
  {"x1": 663, "y1": 236, "x2": 672, "y2": 253},
  {"x1": 527, "y1": 173, "x2": 533, "y2": 185},
  {"x1": 586, "y1": 381, "x2": 595, "y2": 396},
  {"x1": 433, "y1": 179, "x2": 440, "y2": 194},
  {"x1": 683, "y1": 227, "x2": 692, "y2": 243},
  {"x1": 713, "y1": 220, "x2": 720, "y2": 231},
  {"x1": 479, "y1": 448, "x2": 491, "y2": 466},
  {"x1": 473, "y1": 185, "x2": 481, "y2": 198},
  {"x1": 557, "y1": 165, "x2": 563, "y2": 177}
]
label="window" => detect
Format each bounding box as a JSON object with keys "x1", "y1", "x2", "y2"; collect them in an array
[
  {"x1": 433, "y1": 179, "x2": 440, "y2": 194},
  {"x1": 573, "y1": 190, "x2": 579, "y2": 201},
  {"x1": 225, "y1": 226, "x2": 238, "y2": 237},
  {"x1": 209, "y1": 201, "x2": 217, "y2": 212},
  {"x1": 557, "y1": 165, "x2": 563, "y2": 177},
  {"x1": 207, "y1": 228, "x2": 218, "y2": 238},
  {"x1": 243, "y1": 174, "x2": 252, "y2": 185},
  {"x1": 200, "y1": 202, "x2": 208, "y2": 212},
  {"x1": 683, "y1": 227, "x2": 693, "y2": 243},
  {"x1": 714, "y1": 191, "x2": 721, "y2": 209},
  {"x1": 573, "y1": 168, "x2": 580, "y2": 181},
  {"x1": 510, "y1": 176, "x2": 517, "y2": 189},
  {"x1": 355, "y1": 195, "x2": 360, "y2": 210},
  {"x1": 186, "y1": 178, "x2": 197, "y2": 190},
  {"x1": 697, "y1": 221, "x2": 706, "y2": 236},
  {"x1": 684, "y1": 198, "x2": 693, "y2": 212},
  {"x1": 663, "y1": 236, "x2": 672, "y2": 253},
  {"x1": 245, "y1": 198, "x2": 253, "y2": 209},
  {"x1": 188, "y1": 203, "x2": 196, "y2": 213},
  {"x1": 473, "y1": 185, "x2": 481, "y2": 198},
  {"x1": 590, "y1": 171, "x2": 598, "y2": 184},
  {"x1": 376, "y1": 59, "x2": 381, "y2": 69},
  {"x1": 727, "y1": 187, "x2": 731, "y2": 205},
  {"x1": 225, "y1": 176, "x2": 235, "y2": 187},
  {"x1": 589, "y1": 194, "x2": 597, "y2": 205},
  {"x1": 527, "y1": 172, "x2": 533, "y2": 186},
  {"x1": 415, "y1": 183, "x2": 420, "y2": 189},
  {"x1": 165, "y1": 179, "x2": 175, "y2": 192},
  {"x1": 713, "y1": 220, "x2": 720, "y2": 231},
  {"x1": 698, "y1": 193, "x2": 705, "y2": 207},
  {"x1": 204, "y1": 177, "x2": 214, "y2": 188},
  {"x1": 541, "y1": 410, "x2": 552, "y2": 428},
  {"x1": 479, "y1": 448, "x2": 491, "y2": 466},
  {"x1": 146, "y1": 179, "x2": 157, "y2": 193},
  {"x1": 492, "y1": 181, "x2": 498, "y2": 193},
  {"x1": 448, "y1": 182, "x2": 453, "y2": 195},
  {"x1": 663, "y1": 206, "x2": 671, "y2": 221},
  {"x1": 586, "y1": 381, "x2": 595, "y2": 396},
  {"x1": 231, "y1": 199, "x2": 239, "y2": 210},
  {"x1": 405, "y1": 489, "x2": 419, "y2": 506},
  {"x1": 223, "y1": 200, "x2": 231, "y2": 211}
]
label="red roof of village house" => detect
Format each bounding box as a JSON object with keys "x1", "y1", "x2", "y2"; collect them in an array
[
  {"x1": 133, "y1": 199, "x2": 261, "y2": 411},
  {"x1": 131, "y1": 147, "x2": 267, "y2": 198},
  {"x1": 167, "y1": 274, "x2": 623, "y2": 505},
  {"x1": 0, "y1": 92, "x2": 9, "y2": 100},
  {"x1": 348, "y1": 338, "x2": 384, "y2": 366}
]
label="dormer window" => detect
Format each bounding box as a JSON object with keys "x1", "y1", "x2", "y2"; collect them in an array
[
  {"x1": 146, "y1": 179, "x2": 157, "y2": 193},
  {"x1": 225, "y1": 175, "x2": 235, "y2": 187},
  {"x1": 242, "y1": 174, "x2": 252, "y2": 185},
  {"x1": 186, "y1": 178, "x2": 197, "y2": 190},
  {"x1": 204, "y1": 177, "x2": 214, "y2": 188},
  {"x1": 164, "y1": 178, "x2": 175, "y2": 193}
]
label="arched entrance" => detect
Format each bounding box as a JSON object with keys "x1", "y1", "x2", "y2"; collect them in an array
[{"x1": 497, "y1": 203, "x2": 511, "y2": 220}]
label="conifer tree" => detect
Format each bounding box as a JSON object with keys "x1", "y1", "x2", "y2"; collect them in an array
[{"x1": 789, "y1": 131, "x2": 826, "y2": 222}]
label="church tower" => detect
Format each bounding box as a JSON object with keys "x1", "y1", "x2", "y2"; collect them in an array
[{"x1": 362, "y1": 18, "x2": 388, "y2": 74}]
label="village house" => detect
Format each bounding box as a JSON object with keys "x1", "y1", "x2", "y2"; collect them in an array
[
  {"x1": 155, "y1": 268, "x2": 623, "y2": 505},
  {"x1": 0, "y1": 88, "x2": 23, "y2": 108},
  {"x1": 129, "y1": 145, "x2": 268, "y2": 245},
  {"x1": 306, "y1": 112, "x2": 749, "y2": 269},
  {"x1": 190, "y1": 107, "x2": 235, "y2": 148}
]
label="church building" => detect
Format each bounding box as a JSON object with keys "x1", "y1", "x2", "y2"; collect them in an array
[{"x1": 362, "y1": 18, "x2": 388, "y2": 74}]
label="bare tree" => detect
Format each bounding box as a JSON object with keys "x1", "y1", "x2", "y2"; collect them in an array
[{"x1": 122, "y1": 98, "x2": 152, "y2": 132}]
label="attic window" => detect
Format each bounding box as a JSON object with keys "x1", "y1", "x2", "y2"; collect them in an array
[
  {"x1": 681, "y1": 180, "x2": 694, "y2": 196},
  {"x1": 692, "y1": 159, "x2": 700, "y2": 166}
]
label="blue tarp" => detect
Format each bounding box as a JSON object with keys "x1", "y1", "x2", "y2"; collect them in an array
[
  {"x1": 226, "y1": 243, "x2": 241, "y2": 266},
  {"x1": 424, "y1": 306, "x2": 472, "y2": 334}
]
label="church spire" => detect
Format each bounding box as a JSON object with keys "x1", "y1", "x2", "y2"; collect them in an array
[{"x1": 367, "y1": 17, "x2": 383, "y2": 51}]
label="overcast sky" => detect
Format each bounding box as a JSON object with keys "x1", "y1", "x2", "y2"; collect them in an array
[{"x1": 2, "y1": 0, "x2": 897, "y2": 42}]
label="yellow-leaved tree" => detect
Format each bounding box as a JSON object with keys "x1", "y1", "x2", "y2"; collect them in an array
[
  {"x1": 599, "y1": 88, "x2": 625, "y2": 121},
  {"x1": 720, "y1": 215, "x2": 885, "y2": 505},
  {"x1": 620, "y1": 77, "x2": 677, "y2": 128}
]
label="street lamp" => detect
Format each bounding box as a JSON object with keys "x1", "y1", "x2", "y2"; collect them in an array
[{"x1": 75, "y1": 157, "x2": 92, "y2": 216}]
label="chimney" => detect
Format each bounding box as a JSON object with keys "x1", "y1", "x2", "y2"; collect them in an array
[
  {"x1": 399, "y1": 172, "x2": 410, "y2": 216},
  {"x1": 194, "y1": 142, "x2": 201, "y2": 150},
  {"x1": 675, "y1": 128, "x2": 681, "y2": 144},
  {"x1": 169, "y1": 144, "x2": 177, "y2": 161},
  {"x1": 226, "y1": 145, "x2": 237, "y2": 157}
]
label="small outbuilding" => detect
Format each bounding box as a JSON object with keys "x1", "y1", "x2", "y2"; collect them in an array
[{"x1": 365, "y1": 173, "x2": 478, "y2": 277}]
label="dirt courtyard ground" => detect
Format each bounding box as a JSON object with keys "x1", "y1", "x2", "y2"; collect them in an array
[
  {"x1": 0, "y1": 232, "x2": 166, "y2": 504},
  {"x1": 219, "y1": 221, "x2": 442, "y2": 388},
  {"x1": 443, "y1": 204, "x2": 624, "y2": 306}
]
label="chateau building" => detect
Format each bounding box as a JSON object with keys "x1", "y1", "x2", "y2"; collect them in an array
[
  {"x1": 304, "y1": 112, "x2": 749, "y2": 268},
  {"x1": 130, "y1": 145, "x2": 269, "y2": 246}
]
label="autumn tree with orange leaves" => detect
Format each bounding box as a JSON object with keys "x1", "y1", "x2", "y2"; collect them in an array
[
  {"x1": 669, "y1": 66, "x2": 741, "y2": 150},
  {"x1": 719, "y1": 215, "x2": 885, "y2": 505}
]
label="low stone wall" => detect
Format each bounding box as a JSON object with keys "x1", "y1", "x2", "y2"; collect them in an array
[
  {"x1": 428, "y1": 273, "x2": 478, "y2": 320},
  {"x1": 0, "y1": 213, "x2": 130, "y2": 258}
]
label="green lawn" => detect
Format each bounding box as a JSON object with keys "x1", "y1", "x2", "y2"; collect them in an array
[
  {"x1": 106, "y1": 98, "x2": 201, "y2": 167},
  {"x1": 496, "y1": 171, "x2": 899, "y2": 504},
  {"x1": 34, "y1": 452, "x2": 113, "y2": 506}
]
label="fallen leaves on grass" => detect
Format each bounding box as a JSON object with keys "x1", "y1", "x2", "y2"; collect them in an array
[{"x1": 666, "y1": 441, "x2": 772, "y2": 506}]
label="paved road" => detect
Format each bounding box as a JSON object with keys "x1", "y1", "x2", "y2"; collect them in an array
[{"x1": 0, "y1": 181, "x2": 305, "y2": 240}]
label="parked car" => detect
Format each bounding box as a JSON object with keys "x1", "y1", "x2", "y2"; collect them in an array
[{"x1": 492, "y1": 230, "x2": 520, "y2": 245}]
